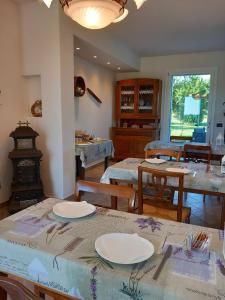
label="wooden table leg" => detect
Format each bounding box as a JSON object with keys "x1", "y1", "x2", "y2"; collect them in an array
[
  {"x1": 104, "y1": 156, "x2": 109, "y2": 170},
  {"x1": 220, "y1": 196, "x2": 225, "y2": 230},
  {"x1": 76, "y1": 156, "x2": 85, "y2": 180},
  {"x1": 110, "y1": 179, "x2": 118, "y2": 210},
  {"x1": 0, "y1": 272, "x2": 7, "y2": 300}
]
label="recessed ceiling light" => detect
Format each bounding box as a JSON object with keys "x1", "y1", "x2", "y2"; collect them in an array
[
  {"x1": 93, "y1": 55, "x2": 97, "y2": 59},
  {"x1": 117, "y1": 67, "x2": 121, "y2": 70},
  {"x1": 76, "y1": 47, "x2": 80, "y2": 50},
  {"x1": 107, "y1": 62, "x2": 111, "y2": 65}
]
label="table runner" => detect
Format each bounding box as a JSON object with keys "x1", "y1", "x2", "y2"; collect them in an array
[
  {"x1": 75, "y1": 140, "x2": 114, "y2": 168},
  {"x1": 0, "y1": 198, "x2": 224, "y2": 299}
]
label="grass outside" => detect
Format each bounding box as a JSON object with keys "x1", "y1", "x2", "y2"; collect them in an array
[{"x1": 170, "y1": 115, "x2": 207, "y2": 137}]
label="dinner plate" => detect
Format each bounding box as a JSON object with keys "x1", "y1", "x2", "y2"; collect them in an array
[
  {"x1": 76, "y1": 143, "x2": 91, "y2": 146},
  {"x1": 95, "y1": 233, "x2": 154, "y2": 264},
  {"x1": 145, "y1": 158, "x2": 166, "y2": 164},
  {"x1": 53, "y1": 201, "x2": 96, "y2": 218},
  {"x1": 166, "y1": 167, "x2": 191, "y2": 174}
]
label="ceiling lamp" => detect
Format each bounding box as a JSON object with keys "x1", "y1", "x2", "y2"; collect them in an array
[{"x1": 42, "y1": 0, "x2": 147, "y2": 29}]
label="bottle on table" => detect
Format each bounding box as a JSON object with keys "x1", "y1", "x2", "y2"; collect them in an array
[{"x1": 221, "y1": 155, "x2": 225, "y2": 174}]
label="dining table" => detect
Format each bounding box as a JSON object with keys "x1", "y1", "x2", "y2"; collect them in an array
[
  {"x1": 0, "y1": 197, "x2": 225, "y2": 300},
  {"x1": 100, "y1": 158, "x2": 225, "y2": 228},
  {"x1": 145, "y1": 140, "x2": 225, "y2": 161},
  {"x1": 75, "y1": 139, "x2": 114, "y2": 179}
]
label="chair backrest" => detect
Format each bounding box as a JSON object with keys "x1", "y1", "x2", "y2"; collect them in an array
[
  {"x1": 138, "y1": 166, "x2": 184, "y2": 222},
  {"x1": 170, "y1": 135, "x2": 192, "y2": 142},
  {"x1": 0, "y1": 276, "x2": 38, "y2": 300},
  {"x1": 183, "y1": 144, "x2": 211, "y2": 163},
  {"x1": 145, "y1": 149, "x2": 181, "y2": 162},
  {"x1": 75, "y1": 180, "x2": 136, "y2": 212}
]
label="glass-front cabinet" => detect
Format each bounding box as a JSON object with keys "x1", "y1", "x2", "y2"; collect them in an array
[
  {"x1": 138, "y1": 79, "x2": 155, "y2": 115},
  {"x1": 120, "y1": 85, "x2": 135, "y2": 114},
  {"x1": 116, "y1": 79, "x2": 136, "y2": 116},
  {"x1": 116, "y1": 78, "x2": 160, "y2": 119},
  {"x1": 113, "y1": 78, "x2": 162, "y2": 159}
]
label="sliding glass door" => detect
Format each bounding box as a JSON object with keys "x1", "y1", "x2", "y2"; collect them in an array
[{"x1": 169, "y1": 74, "x2": 212, "y2": 143}]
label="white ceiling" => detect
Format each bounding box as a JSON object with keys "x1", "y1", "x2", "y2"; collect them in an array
[
  {"x1": 74, "y1": 36, "x2": 137, "y2": 72},
  {"x1": 105, "y1": 0, "x2": 225, "y2": 56},
  {"x1": 14, "y1": 0, "x2": 225, "y2": 71}
]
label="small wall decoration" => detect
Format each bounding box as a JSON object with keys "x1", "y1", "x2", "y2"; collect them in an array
[
  {"x1": 74, "y1": 76, "x2": 86, "y2": 97},
  {"x1": 31, "y1": 100, "x2": 42, "y2": 117},
  {"x1": 87, "y1": 88, "x2": 102, "y2": 104}
]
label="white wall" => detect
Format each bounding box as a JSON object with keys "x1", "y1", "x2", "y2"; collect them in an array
[
  {"x1": 21, "y1": 0, "x2": 67, "y2": 198},
  {"x1": 0, "y1": 0, "x2": 26, "y2": 203},
  {"x1": 75, "y1": 57, "x2": 115, "y2": 138},
  {"x1": 117, "y1": 51, "x2": 225, "y2": 142}
]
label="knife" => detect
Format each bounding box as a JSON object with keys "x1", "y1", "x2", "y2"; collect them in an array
[{"x1": 153, "y1": 245, "x2": 173, "y2": 281}]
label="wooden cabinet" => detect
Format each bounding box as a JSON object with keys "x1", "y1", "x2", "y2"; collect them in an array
[{"x1": 112, "y1": 78, "x2": 162, "y2": 160}]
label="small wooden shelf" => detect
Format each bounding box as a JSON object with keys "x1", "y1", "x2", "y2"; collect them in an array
[
  {"x1": 121, "y1": 106, "x2": 134, "y2": 110},
  {"x1": 139, "y1": 106, "x2": 152, "y2": 110}
]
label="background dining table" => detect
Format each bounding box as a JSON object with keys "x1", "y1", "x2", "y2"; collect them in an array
[
  {"x1": 100, "y1": 158, "x2": 225, "y2": 228},
  {"x1": 75, "y1": 139, "x2": 114, "y2": 179},
  {"x1": 0, "y1": 198, "x2": 224, "y2": 300},
  {"x1": 145, "y1": 140, "x2": 225, "y2": 161}
]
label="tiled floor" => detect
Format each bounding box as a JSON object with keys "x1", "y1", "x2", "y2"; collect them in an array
[{"x1": 84, "y1": 161, "x2": 222, "y2": 229}]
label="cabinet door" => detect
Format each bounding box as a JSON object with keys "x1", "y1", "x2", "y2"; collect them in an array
[
  {"x1": 137, "y1": 79, "x2": 159, "y2": 116},
  {"x1": 113, "y1": 135, "x2": 132, "y2": 159},
  {"x1": 133, "y1": 136, "x2": 155, "y2": 158},
  {"x1": 116, "y1": 80, "x2": 137, "y2": 117}
]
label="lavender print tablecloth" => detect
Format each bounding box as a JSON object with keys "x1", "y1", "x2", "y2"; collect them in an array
[
  {"x1": 0, "y1": 198, "x2": 224, "y2": 300},
  {"x1": 75, "y1": 140, "x2": 114, "y2": 168}
]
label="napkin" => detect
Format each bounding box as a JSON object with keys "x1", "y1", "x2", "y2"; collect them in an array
[{"x1": 169, "y1": 245, "x2": 216, "y2": 283}]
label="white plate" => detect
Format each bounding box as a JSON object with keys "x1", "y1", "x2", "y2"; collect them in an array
[
  {"x1": 145, "y1": 158, "x2": 166, "y2": 164},
  {"x1": 76, "y1": 143, "x2": 91, "y2": 146},
  {"x1": 53, "y1": 201, "x2": 96, "y2": 218},
  {"x1": 166, "y1": 167, "x2": 192, "y2": 174},
  {"x1": 95, "y1": 233, "x2": 154, "y2": 264}
]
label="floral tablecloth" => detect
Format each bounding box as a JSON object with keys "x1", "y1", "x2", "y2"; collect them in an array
[
  {"x1": 0, "y1": 198, "x2": 225, "y2": 299},
  {"x1": 75, "y1": 140, "x2": 114, "y2": 168}
]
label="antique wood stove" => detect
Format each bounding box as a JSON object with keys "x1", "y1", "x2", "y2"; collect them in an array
[{"x1": 8, "y1": 122, "x2": 44, "y2": 213}]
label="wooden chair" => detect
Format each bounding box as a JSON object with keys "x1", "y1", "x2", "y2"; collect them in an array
[
  {"x1": 145, "y1": 149, "x2": 181, "y2": 203},
  {"x1": 145, "y1": 149, "x2": 181, "y2": 162},
  {"x1": 0, "y1": 276, "x2": 38, "y2": 300},
  {"x1": 75, "y1": 180, "x2": 136, "y2": 212},
  {"x1": 138, "y1": 166, "x2": 191, "y2": 222},
  {"x1": 0, "y1": 272, "x2": 79, "y2": 300},
  {"x1": 183, "y1": 144, "x2": 212, "y2": 202},
  {"x1": 183, "y1": 144, "x2": 212, "y2": 164},
  {"x1": 170, "y1": 136, "x2": 192, "y2": 142}
]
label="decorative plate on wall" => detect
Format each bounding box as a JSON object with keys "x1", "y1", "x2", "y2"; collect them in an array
[{"x1": 31, "y1": 100, "x2": 42, "y2": 117}]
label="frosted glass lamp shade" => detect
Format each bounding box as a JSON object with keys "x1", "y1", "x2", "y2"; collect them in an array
[
  {"x1": 42, "y1": 0, "x2": 53, "y2": 8},
  {"x1": 64, "y1": 0, "x2": 123, "y2": 29},
  {"x1": 134, "y1": 0, "x2": 147, "y2": 9},
  {"x1": 113, "y1": 8, "x2": 128, "y2": 23}
]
